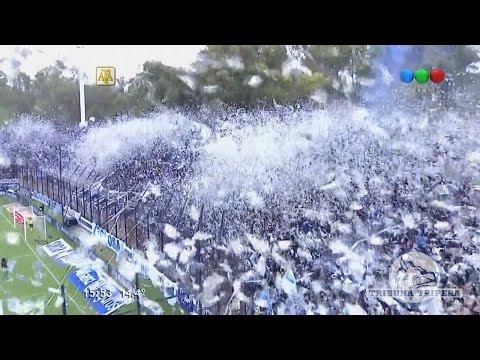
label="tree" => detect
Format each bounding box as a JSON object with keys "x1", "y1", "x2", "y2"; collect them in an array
[
  {"x1": 12, "y1": 72, "x2": 35, "y2": 114},
  {"x1": 85, "y1": 84, "x2": 129, "y2": 121},
  {"x1": 123, "y1": 61, "x2": 198, "y2": 115},
  {"x1": 302, "y1": 45, "x2": 374, "y2": 100},
  {"x1": 31, "y1": 63, "x2": 80, "y2": 124},
  {"x1": 141, "y1": 61, "x2": 197, "y2": 106},
  {"x1": 0, "y1": 71, "x2": 16, "y2": 122},
  {"x1": 193, "y1": 45, "x2": 329, "y2": 107}
]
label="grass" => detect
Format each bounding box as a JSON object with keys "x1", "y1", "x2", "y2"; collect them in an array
[
  {"x1": 27, "y1": 198, "x2": 63, "y2": 224},
  {"x1": 113, "y1": 277, "x2": 186, "y2": 315},
  {"x1": 25, "y1": 196, "x2": 118, "y2": 266},
  {"x1": 0, "y1": 196, "x2": 96, "y2": 315},
  {"x1": 23, "y1": 195, "x2": 121, "y2": 271},
  {"x1": 94, "y1": 243, "x2": 117, "y2": 267},
  {"x1": 4, "y1": 196, "x2": 186, "y2": 315}
]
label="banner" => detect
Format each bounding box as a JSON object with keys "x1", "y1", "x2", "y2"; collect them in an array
[
  {"x1": 31, "y1": 191, "x2": 62, "y2": 214},
  {"x1": 29, "y1": 190, "x2": 205, "y2": 315},
  {"x1": 0, "y1": 178, "x2": 19, "y2": 185},
  {"x1": 78, "y1": 216, "x2": 95, "y2": 233},
  {"x1": 43, "y1": 239, "x2": 73, "y2": 258},
  {"x1": 91, "y1": 224, "x2": 203, "y2": 313},
  {"x1": 42, "y1": 239, "x2": 74, "y2": 266},
  {"x1": 177, "y1": 287, "x2": 196, "y2": 313},
  {"x1": 41, "y1": 236, "x2": 89, "y2": 267},
  {"x1": 60, "y1": 252, "x2": 95, "y2": 268},
  {"x1": 0, "y1": 178, "x2": 18, "y2": 195},
  {"x1": 68, "y1": 268, "x2": 129, "y2": 315},
  {"x1": 92, "y1": 224, "x2": 137, "y2": 263},
  {"x1": 93, "y1": 225, "x2": 124, "y2": 253},
  {"x1": 31, "y1": 191, "x2": 51, "y2": 206},
  {"x1": 65, "y1": 207, "x2": 81, "y2": 221},
  {"x1": 4, "y1": 189, "x2": 17, "y2": 198}
]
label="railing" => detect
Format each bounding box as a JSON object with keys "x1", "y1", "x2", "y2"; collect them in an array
[
  {"x1": 17, "y1": 165, "x2": 284, "y2": 314},
  {"x1": 17, "y1": 183, "x2": 208, "y2": 315}
]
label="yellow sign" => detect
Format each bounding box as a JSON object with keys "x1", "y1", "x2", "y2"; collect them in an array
[{"x1": 96, "y1": 66, "x2": 116, "y2": 86}]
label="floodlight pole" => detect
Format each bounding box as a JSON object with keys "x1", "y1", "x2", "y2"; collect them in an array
[
  {"x1": 77, "y1": 45, "x2": 87, "y2": 128},
  {"x1": 79, "y1": 72, "x2": 86, "y2": 126}
]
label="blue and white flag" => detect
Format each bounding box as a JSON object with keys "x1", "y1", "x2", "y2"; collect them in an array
[
  {"x1": 68, "y1": 268, "x2": 128, "y2": 315},
  {"x1": 177, "y1": 287, "x2": 195, "y2": 313},
  {"x1": 43, "y1": 239, "x2": 74, "y2": 267},
  {"x1": 258, "y1": 289, "x2": 274, "y2": 315},
  {"x1": 281, "y1": 269, "x2": 297, "y2": 295}
]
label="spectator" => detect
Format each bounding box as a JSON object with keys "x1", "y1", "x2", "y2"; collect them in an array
[{"x1": 1, "y1": 258, "x2": 8, "y2": 280}]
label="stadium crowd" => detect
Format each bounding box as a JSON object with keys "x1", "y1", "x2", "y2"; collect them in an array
[{"x1": 1, "y1": 109, "x2": 480, "y2": 315}]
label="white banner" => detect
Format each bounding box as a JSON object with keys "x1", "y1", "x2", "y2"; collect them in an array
[
  {"x1": 65, "y1": 207, "x2": 81, "y2": 221},
  {"x1": 31, "y1": 191, "x2": 50, "y2": 206},
  {"x1": 43, "y1": 239, "x2": 73, "y2": 259},
  {"x1": 92, "y1": 225, "x2": 136, "y2": 264},
  {"x1": 78, "y1": 216, "x2": 95, "y2": 233},
  {"x1": 0, "y1": 178, "x2": 19, "y2": 185}
]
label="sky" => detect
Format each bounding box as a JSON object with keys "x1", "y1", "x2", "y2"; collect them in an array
[{"x1": 0, "y1": 45, "x2": 205, "y2": 84}]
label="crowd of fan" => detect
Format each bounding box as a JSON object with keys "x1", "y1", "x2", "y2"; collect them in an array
[{"x1": 2, "y1": 111, "x2": 480, "y2": 315}]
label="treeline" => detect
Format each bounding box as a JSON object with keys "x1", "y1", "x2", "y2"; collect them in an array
[{"x1": 1, "y1": 45, "x2": 479, "y2": 125}]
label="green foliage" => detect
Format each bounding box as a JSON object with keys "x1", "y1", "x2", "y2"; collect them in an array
[
  {"x1": 85, "y1": 84, "x2": 128, "y2": 119},
  {"x1": 30, "y1": 65, "x2": 81, "y2": 124},
  {"x1": 1, "y1": 45, "x2": 479, "y2": 125},
  {"x1": 0, "y1": 106, "x2": 8, "y2": 124},
  {"x1": 193, "y1": 45, "x2": 331, "y2": 106},
  {"x1": 140, "y1": 61, "x2": 197, "y2": 106}
]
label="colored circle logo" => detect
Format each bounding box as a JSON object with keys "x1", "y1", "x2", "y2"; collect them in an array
[
  {"x1": 430, "y1": 68, "x2": 445, "y2": 83},
  {"x1": 415, "y1": 69, "x2": 430, "y2": 84},
  {"x1": 400, "y1": 69, "x2": 414, "y2": 83},
  {"x1": 400, "y1": 68, "x2": 445, "y2": 84}
]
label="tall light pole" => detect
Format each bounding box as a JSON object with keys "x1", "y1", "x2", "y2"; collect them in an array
[{"x1": 76, "y1": 46, "x2": 87, "y2": 128}]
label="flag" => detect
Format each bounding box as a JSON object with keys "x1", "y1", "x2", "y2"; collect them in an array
[
  {"x1": 259, "y1": 289, "x2": 273, "y2": 315},
  {"x1": 281, "y1": 269, "x2": 297, "y2": 295}
]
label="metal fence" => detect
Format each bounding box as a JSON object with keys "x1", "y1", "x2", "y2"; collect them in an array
[
  {"x1": 16, "y1": 165, "x2": 316, "y2": 315},
  {"x1": 16, "y1": 166, "x2": 220, "y2": 314}
]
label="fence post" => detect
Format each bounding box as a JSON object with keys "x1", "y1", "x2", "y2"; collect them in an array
[
  {"x1": 105, "y1": 188, "x2": 109, "y2": 232},
  {"x1": 35, "y1": 169, "x2": 39, "y2": 192},
  {"x1": 89, "y1": 187, "x2": 93, "y2": 222},
  {"x1": 75, "y1": 186, "x2": 79, "y2": 213},
  {"x1": 97, "y1": 195, "x2": 101, "y2": 227},
  {"x1": 40, "y1": 170, "x2": 44, "y2": 194},
  {"x1": 26, "y1": 166, "x2": 29, "y2": 189},
  {"x1": 114, "y1": 203, "x2": 118, "y2": 237},
  {"x1": 146, "y1": 213, "x2": 150, "y2": 241},
  {"x1": 82, "y1": 185, "x2": 86, "y2": 218},
  {"x1": 124, "y1": 206, "x2": 128, "y2": 246},
  {"x1": 61, "y1": 284, "x2": 67, "y2": 315},
  {"x1": 69, "y1": 181, "x2": 72, "y2": 210}
]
